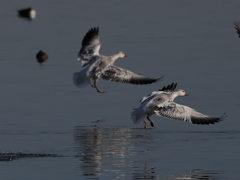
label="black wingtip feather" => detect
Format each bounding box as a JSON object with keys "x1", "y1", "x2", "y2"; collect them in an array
[
  {"x1": 234, "y1": 21, "x2": 240, "y2": 37},
  {"x1": 234, "y1": 20, "x2": 240, "y2": 28},
  {"x1": 191, "y1": 113, "x2": 226, "y2": 125},
  {"x1": 159, "y1": 82, "x2": 177, "y2": 92},
  {"x1": 129, "y1": 77, "x2": 160, "y2": 85},
  {"x1": 82, "y1": 27, "x2": 99, "y2": 46}
]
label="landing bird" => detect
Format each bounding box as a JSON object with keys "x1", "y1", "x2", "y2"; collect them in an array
[
  {"x1": 73, "y1": 27, "x2": 162, "y2": 93},
  {"x1": 18, "y1": 7, "x2": 36, "y2": 19},
  {"x1": 234, "y1": 20, "x2": 240, "y2": 37},
  {"x1": 131, "y1": 83, "x2": 226, "y2": 129}
]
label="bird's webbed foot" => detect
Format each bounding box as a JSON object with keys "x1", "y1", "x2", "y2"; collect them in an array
[
  {"x1": 96, "y1": 89, "x2": 106, "y2": 93},
  {"x1": 93, "y1": 79, "x2": 106, "y2": 93}
]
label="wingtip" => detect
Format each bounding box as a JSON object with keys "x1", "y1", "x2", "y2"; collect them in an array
[
  {"x1": 219, "y1": 112, "x2": 227, "y2": 121},
  {"x1": 158, "y1": 82, "x2": 178, "y2": 91},
  {"x1": 81, "y1": 26, "x2": 100, "y2": 46},
  {"x1": 234, "y1": 20, "x2": 239, "y2": 25},
  {"x1": 91, "y1": 27, "x2": 99, "y2": 33},
  {"x1": 157, "y1": 76, "x2": 164, "y2": 81}
]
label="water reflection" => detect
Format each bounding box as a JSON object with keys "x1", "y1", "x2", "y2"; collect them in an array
[
  {"x1": 74, "y1": 122, "x2": 226, "y2": 179},
  {"x1": 74, "y1": 121, "x2": 153, "y2": 178},
  {"x1": 132, "y1": 167, "x2": 226, "y2": 180},
  {"x1": 132, "y1": 168, "x2": 226, "y2": 179},
  {"x1": 131, "y1": 163, "x2": 157, "y2": 179}
]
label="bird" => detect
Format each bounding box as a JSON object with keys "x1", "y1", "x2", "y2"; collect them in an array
[
  {"x1": 36, "y1": 50, "x2": 48, "y2": 64},
  {"x1": 18, "y1": 7, "x2": 36, "y2": 19},
  {"x1": 234, "y1": 20, "x2": 240, "y2": 37},
  {"x1": 73, "y1": 27, "x2": 162, "y2": 93},
  {"x1": 131, "y1": 83, "x2": 226, "y2": 129}
]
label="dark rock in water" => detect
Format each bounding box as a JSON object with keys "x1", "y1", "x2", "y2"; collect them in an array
[
  {"x1": 18, "y1": 7, "x2": 36, "y2": 19},
  {"x1": 0, "y1": 152, "x2": 61, "y2": 161},
  {"x1": 36, "y1": 50, "x2": 48, "y2": 64}
]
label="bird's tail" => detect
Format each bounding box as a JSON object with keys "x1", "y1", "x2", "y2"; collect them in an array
[
  {"x1": 131, "y1": 108, "x2": 146, "y2": 124},
  {"x1": 73, "y1": 70, "x2": 91, "y2": 88}
]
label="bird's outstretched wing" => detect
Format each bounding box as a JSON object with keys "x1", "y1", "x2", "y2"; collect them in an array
[
  {"x1": 78, "y1": 27, "x2": 101, "y2": 66},
  {"x1": 101, "y1": 65, "x2": 162, "y2": 85},
  {"x1": 139, "y1": 82, "x2": 177, "y2": 103},
  {"x1": 234, "y1": 21, "x2": 240, "y2": 38},
  {"x1": 155, "y1": 101, "x2": 225, "y2": 125}
]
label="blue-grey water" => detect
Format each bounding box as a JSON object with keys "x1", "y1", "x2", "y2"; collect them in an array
[{"x1": 0, "y1": 0, "x2": 240, "y2": 179}]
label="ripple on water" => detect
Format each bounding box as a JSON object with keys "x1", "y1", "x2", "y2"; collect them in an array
[{"x1": 73, "y1": 121, "x2": 228, "y2": 179}]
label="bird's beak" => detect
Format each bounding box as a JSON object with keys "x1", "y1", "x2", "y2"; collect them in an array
[{"x1": 185, "y1": 93, "x2": 189, "y2": 96}]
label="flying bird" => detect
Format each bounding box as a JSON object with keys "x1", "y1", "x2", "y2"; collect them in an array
[
  {"x1": 234, "y1": 20, "x2": 240, "y2": 37},
  {"x1": 36, "y1": 50, "x2": 48, "y2": 64},
  {"x1": 73, "y1": 27, "x2": 162, "y2": 93},
  {"x1": 18, "y1": 7, "x2": 36, "y2": 19},
  {"x1": 131, "y1": 83, "x2": 226, "y2": 129}
]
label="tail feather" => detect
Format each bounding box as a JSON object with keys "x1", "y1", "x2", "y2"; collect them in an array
[
  {"x1": 73, "y1": 70, "x2": 91, "y2": 88},
  {"x1": 131, "y1": 108, "x2": 146, "y2": 124}
]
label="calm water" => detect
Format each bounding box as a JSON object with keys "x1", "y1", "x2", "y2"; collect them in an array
[{"x1": 0, "y1": 0, "x2": 240, "y2": 179}]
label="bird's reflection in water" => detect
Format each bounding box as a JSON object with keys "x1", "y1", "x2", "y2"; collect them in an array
[
  {"x1": 132, "y1": 168, "x2": 226, "y2": 180},
  {"x1": 189, "y1": 169, "x2": 226, "y2": 179},
  {"x1": 74, "y1": 120, "x2": 226, "y2": 179},
  {"x1": 132, "y1": 162, "x2": 157, "y2": 179},
  {"x1": 74, "y1": 120, "x2": 154, "y2": 178}
]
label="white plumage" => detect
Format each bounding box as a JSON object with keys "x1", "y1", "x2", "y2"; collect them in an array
[
  {"x1": 73, "y1": 27, "x2": 162, "y2": 93},
  {"x1": 131, "y1": 83, "x2": 226, "y2": 129}
]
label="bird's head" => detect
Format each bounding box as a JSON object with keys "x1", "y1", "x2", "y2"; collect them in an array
[
  {"x1": 117, "y1": 51, "x2": 127, "y2": 58},
  {"x1": 177, "y1": 89, "x2": 189, "y2": 96}
]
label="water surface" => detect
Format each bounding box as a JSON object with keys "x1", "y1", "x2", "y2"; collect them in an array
[{"x1": 0, "y1": 0, "x2": 240, "y2": 179}]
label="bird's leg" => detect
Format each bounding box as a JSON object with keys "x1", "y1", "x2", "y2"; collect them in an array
[
  {"x1": 90, "y1": 82, "x2": 95, "y2": 88},
  {"x1": 90, "y1": 78, "x2": 96, "y2": 87},
  {"x1": 90, "y1": 79, "x2": 98, "y2": 88},
  {"x1": 93, "y1": 79, "x2": 106, "y2": 93},
  {"x1": 144, "y1": 119, "x2": 147, "y2": 129},
  {"x1": 147, "y1": 116, "x2": 156, "y2": 128}
]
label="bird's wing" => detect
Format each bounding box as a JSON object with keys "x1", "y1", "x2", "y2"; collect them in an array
[
  {"x1": 140, "y1": 82, "x2": 177, "y2": 103},
  {"x1": 101, "y1": 65, "x2": 162, "y2": 85},
  {"x1": 155, "y1": 101, "x2": 224, "y2": 125},
  {"x1": 158, "y1": 82, "x2": 177, "y2": 93},
  {"x1": 82, "y1": 57, "x2": 104, "y2": 77},
  {"x1": 78, "y1": 27, "x2": 101, "y2": 66},
  {"x1": 234, "y1": 21, "x2": 240, "y2": 37},
  {"x1": 139, "y1": 91, "x2": 160, "y2": 103},
  {"x1": 132, "y1": 94, "x2": 164, "y2": 124}
]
